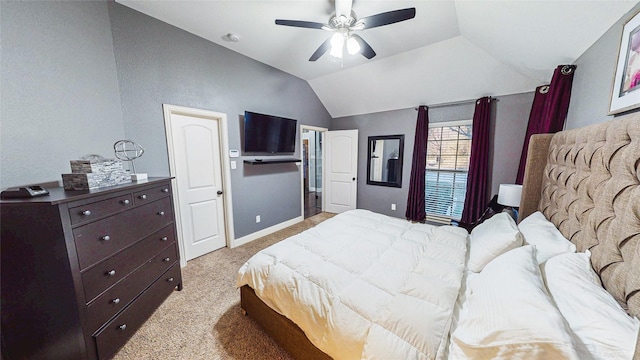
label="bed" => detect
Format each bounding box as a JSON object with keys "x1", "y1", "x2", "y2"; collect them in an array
[{"x1": 237, "y1": 114, "x2": 640, "y2": 359}]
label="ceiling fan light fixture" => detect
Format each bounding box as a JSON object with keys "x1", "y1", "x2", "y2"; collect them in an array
[
  {"x1": 330, "y1": 32, "x2": 345, "y2": 58},
  {"x1": 346, "y1": 36, "x2": 360, "y2": 55},
  {"x1": 275, "y1": 3, "x2": 415, "y2": 62},
  {"x1": 330, "y1": 43, "x2": 343, "y2": 58},
  {"x1": 330, "y1": 33, "x2": 344, "y2": 48}
]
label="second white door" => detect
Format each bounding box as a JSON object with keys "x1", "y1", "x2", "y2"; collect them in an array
[
  {"x1": 168, "y1": 112, "x2": 227, "y2": 260},
  {"x1": 325, "y1": 129, "x2": 358, "y2": 213}
]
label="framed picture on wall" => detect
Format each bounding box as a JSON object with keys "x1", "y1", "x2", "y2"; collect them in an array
[{"x1": 609, "y1": 11, "x2": 640, "y2": 115}]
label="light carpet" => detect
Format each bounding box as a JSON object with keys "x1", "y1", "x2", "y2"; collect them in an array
[{"x1": 114, "y1": 212, "x2": 335, "y2": 360}]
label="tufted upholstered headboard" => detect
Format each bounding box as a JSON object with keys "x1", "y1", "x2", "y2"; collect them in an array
[{"x1": 520, "y1": 114, "x2": 640, "y2": 325}]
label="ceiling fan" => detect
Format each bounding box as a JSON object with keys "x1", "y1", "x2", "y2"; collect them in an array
[{"x1": 275, "y1": 0, "x2": 416, "y2": 61}]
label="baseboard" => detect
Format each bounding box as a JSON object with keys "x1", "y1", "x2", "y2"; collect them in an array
[{"x1": 233, "y1": 215, "x2": 304, "y2": 248}]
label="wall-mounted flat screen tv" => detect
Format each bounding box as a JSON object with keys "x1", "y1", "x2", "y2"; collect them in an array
[{"x1": 244, "y1": 111, "x2": 297, "y2": 154}]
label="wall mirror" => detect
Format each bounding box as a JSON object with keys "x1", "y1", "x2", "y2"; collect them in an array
[{"x1": 367, "y1": 135, "x2": 404, "y2": 188}]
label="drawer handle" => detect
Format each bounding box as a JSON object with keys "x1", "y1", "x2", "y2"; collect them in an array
[
  {"x1": 121, "y1": 199, "x2": 130, "y2": 205},
  {"x1": 162, "y1": 188, "x2": 169, "y2": 193},
  {"x1": 82, "y1": 210, "x2": 91, "y2": 216},
  {"x1": 163, "y1": 257, "x2": 171, "y2": 262},
  {"x1": 167, "y1": 277, "x2": 174, "y2": 282},
  {"x1": 106, "y1": 269, "x2": 116, "y2": 276},
  {"x1": 139, "y1": 194, "x2": 147, "y2": 200},
  {"x1": 158, "y1": 211, "x2": 165, "y2": 216},
  {"x1": 102, "y1": 235, "x2": 111, "y2": 241},
  {"x1": 118, "y1": 324, "x2": 127, "y2": 331},
  {"x1": 111, "y1": 298, "x2": 120, "y2": 304},
  {"x1": 161, "y1": 236, "x2": 168, "y2": 241}
]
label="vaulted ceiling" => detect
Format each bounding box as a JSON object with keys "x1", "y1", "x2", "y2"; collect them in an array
[{"x1": 116, "y1": 0, "x2": 637, "y2": 118}]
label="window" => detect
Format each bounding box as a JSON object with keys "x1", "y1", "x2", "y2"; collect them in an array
[{"x1": 425, "y1": 120, "x2": 472, "y2": 221}]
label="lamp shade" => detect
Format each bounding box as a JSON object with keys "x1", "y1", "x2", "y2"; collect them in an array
[
  {"x1": 498, "y1": 184, "x2": 522, "y2": 207},
  {"x1": 330, "y1": 33, "x2": 344, "y2": 58},
  {"x1": 346, "y1": 36, "x2": 361, "y2": 55}
]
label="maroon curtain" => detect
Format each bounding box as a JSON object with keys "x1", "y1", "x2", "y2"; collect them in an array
[
  {"x1": 461, "y1": 97, "x2": 492, "y2": 224},
  {"x1": 516, "y1": 65, "x2": 576, "y2": 184},
  {"x1": 405, "y1": 105, "x2": 429, "y2": 222},
  {"x1": 515, "y1": 85, "x2": 548, "y2": 184}
]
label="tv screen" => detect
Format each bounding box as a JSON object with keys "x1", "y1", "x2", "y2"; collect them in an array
[{"x1": 244, "y1": 111, "x2": 297, "y2": 154}]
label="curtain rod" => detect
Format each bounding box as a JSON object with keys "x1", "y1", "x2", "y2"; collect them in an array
[{"x1": 414, "y1": 97, "x2": 498, "y2": 110}]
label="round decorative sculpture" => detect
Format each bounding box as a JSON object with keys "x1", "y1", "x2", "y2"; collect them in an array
[
  {"x1": 114, "y1": 140, "x2": 147, "y2": 180},
  {"x1": 114, "y1": 140, "x2": 144, "y2": 162}
]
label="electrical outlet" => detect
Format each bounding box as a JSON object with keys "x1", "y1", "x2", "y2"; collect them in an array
[
  {"x1": 256, "y1": 215, "x2": 261, "y2": 223},
  {"x1": 391, "y1": 203, "x2": 396, "y2": 211}
]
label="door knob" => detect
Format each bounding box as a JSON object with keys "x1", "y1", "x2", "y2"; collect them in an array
[
  {"x1": 217, "y1": 190, "x2": 223, "y2": 195},
  {"x1": 352, "y1": 177, "x2": 356, "y2": 181}
]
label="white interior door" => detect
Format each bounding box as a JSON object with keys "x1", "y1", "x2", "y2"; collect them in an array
[
  {"x1": 325, "y1": 129, "x2": 358, "y2": 213},
  {"x1": 168, "y1": 113, "x2": 227, "y2": 261}
]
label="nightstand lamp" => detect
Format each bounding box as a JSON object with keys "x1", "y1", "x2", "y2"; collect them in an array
[{"x1": 498, "y1": 184, "x2": 522, "y2": 221}]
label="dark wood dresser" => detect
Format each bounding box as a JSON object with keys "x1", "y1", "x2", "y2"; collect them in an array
[{"x1": 1, "y1": 177, "x2": 182, "y2": 359}]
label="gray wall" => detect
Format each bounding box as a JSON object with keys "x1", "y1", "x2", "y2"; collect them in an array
[
  {"x1": 491, "y1": 92, "x2": 536, "y2": 195},
  {"x1": 0, "y1": 1, "x2": 332, "y2": 239},
  {"x1": 107, "y1": 3, "x2": 331, "y2": 238},
  {"x1": 330, "y1": 3, "x2": 640, "y2": 220},
  {"x1": 1, "y1": 1, "x2": 125, "y2": 188},
  {"x1": 332, "y1": 92, "x2": 532, "y2": 218},
  {"x1": 567, "y1": 3, "x2": 640, "y2": 129},
  {"x1": 332, "y1": 108, "x2": 416, "y2": 217},
  {"x1": 3, "y1": 0, "x2": 633, "y2": 235}
]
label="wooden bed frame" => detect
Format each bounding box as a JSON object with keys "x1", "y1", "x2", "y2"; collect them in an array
[
  {"x1": 241, "y1": 113, "x2": 640, "y2": 360},
  {"x1": 240, "y1": 285, "x2": 330, "y2": 360}
]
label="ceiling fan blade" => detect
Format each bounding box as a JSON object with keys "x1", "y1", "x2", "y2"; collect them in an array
[
  {"x1": 335, "y1": 0, "x2": 353, "y2": 19},
  {"x1": 351, "y1": 34, "x2": 376, "y2": 59},
  {"x1": 359, "y1": 8, "x2": 416, "y2": 29},
  {"x1": 275, "y1": 19, "x2": 326, "y2": 29},
  {"x1": 309, "y1": 37, "x2": 332, "y2": 61}
]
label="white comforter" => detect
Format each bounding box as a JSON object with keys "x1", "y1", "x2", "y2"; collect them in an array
[{"x1": 236, "y1": 209, "x2": 469, "y2": 360}]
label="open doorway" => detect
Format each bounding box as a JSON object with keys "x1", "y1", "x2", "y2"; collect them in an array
[{"x1": 301, "y1": 126, "x2": 326, "y2": 218}]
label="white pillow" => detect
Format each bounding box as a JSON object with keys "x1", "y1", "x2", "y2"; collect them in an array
[
  {"x1": 544, "y1": 252, "x2": 640, "y2": 360},
  {"x1": 519, "y1": 211, "x2": 576, "y2": 264},
  {"x1": 468, "y1": 212, "x2": 523, "y2": 272},
  {"x1": 450, "y1": 245, "x2": 579, "y2": 359}
]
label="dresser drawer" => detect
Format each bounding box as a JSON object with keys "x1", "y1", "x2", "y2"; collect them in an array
[
  {"x1": 74, "y1": 197, "x2": 174, "y2": 270},
  {"x1": 94, "y1": 264, "x2": 181, "y2": 360},
  {"x1": 85, "y1": 243, "x2": 178, "y2": 333},
  {"x1": 81, "y1": 225, "x2": 176, "y2": 302},
  {"x1": 133, "y1": 183, "x2": 171, "y2": 205},
  {"x1": 145, "y1": 242, "x2": 179, "y2": 286},
  {"x1": 69, "y1": 194, "x2": 133, "y2": 226}
]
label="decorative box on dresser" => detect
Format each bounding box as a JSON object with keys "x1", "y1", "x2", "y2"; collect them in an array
[{"x1": 1, "y1": 177, "x2": 182, "y2": 359}]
